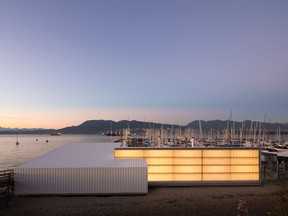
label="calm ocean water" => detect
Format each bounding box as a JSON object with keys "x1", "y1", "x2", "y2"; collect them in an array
[{"x1": 0, "y1": 134, "x2": 119, "y2": 171}]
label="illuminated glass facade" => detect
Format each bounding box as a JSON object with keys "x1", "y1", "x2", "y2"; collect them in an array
[{"x1": 115, "y1": 148, "x2": 260, "y2": 185}]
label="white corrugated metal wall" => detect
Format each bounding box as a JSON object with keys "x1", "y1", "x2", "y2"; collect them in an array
[
  {"x1": 15, "y1": 167, "x2": 147, "y2": 195},
  {"x1": 15, "y1": 143, "x2": 148, "y2": 195}
]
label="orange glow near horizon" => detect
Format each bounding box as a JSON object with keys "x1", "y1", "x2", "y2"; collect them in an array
[
  {"x1": 0, "y1": 107, "x2": 223, "y2": 129},
  {"x1": 0, "y1": 114, "x2": 83, "y2": 129},
  {"x1": 1, "y1": 106, "x2": 267, "y2": 129}
]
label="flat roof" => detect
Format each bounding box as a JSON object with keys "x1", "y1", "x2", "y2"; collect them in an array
[
  {"x1": 277, "y1": 150, "x2": 288, "y2": 157},
  {"x1": 17, "y1": 142, "x2": 146, "y2": 168}
]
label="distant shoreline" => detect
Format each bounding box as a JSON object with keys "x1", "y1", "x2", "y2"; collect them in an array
[{"x1": 1, "y1": 119, "x2": 288, "y2": 135}]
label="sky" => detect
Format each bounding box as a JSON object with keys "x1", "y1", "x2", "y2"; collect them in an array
[{"x1": 0, "y1": 0, "x2": 288, "y2": 129}]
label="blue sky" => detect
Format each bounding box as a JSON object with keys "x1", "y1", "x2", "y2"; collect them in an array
[{"x1": 0, "y1": 0, "x2": 288, "y2": 128}]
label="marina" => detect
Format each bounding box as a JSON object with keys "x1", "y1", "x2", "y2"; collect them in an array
[
  {"x1": 2, "y1": 0, "x2": 288, "y2": 214},
  {"x1": 1, "y1": 133, "x2": 288, "y2": 213},
  {"x1": 119, "y1": 126, "x2": 288, "y2": 148},
  {"x1": 0, "y1": 134, "x2": 287, "y2": 192},
  {"x1": 1, "y1": 133, "x2": 288, "y2": 172}
]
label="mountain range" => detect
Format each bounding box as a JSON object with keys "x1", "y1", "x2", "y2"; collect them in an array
[{"x1": 1, "y1": 119, "x2": 288, "y2": 134}]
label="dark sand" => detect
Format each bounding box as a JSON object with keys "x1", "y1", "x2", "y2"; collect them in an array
[{"x1": 2, "y1": 172, "x2": 288, "y2": 216}]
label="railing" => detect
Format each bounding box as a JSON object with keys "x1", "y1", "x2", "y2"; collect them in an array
[
  {"x1": 0, "y1": 169, "x2": 14, "y2": 209},
  {"x1": 277, "y1": 161, "x2": 287, "y2": 179}
]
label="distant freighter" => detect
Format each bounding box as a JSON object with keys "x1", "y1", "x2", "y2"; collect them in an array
[
  {"x1": 106, "y1": 132, "x2": 117, "y2": 136},
  {"x1": 50, "y1": 133, "x2": 61, "y2": 136}
]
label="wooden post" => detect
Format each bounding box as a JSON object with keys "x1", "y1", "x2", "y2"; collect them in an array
[{"x1": 262, "y1": 164, "x2": 266, "y2": 180}]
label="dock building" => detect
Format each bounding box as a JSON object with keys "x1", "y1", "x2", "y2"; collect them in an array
[{"x1": 14, "y1": 143, "x2": 261, "y2": 195}]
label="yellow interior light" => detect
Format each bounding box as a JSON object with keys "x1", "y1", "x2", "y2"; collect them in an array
[
  {"x1": 231, "y1": 158, "x2": 259, "y2": 165},
  {"x1": 173, "y1": 165, "x2": 202, "y2": 173},
  {"x1": 114, "y1": 149, "x2": 143, "y2": 158},
  {"x1": 203, "y1": 173, "x2": 231, "y2": 181},
  {"x1": 173, "y1": 157, "x2": 202, "y2": 165},
  {"x1": 231, "y1": 149, "x2": 259, "y2": 157},
  {"x1": 148, "y1": 166, "x2": 173, "y2": 173},
  {"x1": 231, "y1": 173, "x2": 259, "y2": 181},
  {"x1": 230, "y1": 165, "x2": 259, "y2": 173},
  {"x1": 203, "y1": 158, "x2": 231, "y2": 165},
  {"x1": 173, "y1": 150, "x2": 202, "y2": 157},
  {"x1": 148, "y1": 174, "x2": 173, "y2": 181},
  {"x1": 144, "y1": 149, "x2": 173, "y2": 157},
  {"x1": 146, "y1": 158, "x2": 174, "y2": 165},
  {"x1": 203, "y1": 165, "x2": 231, "y2": 173},
  {"x1": 115, "y1": 148, "x2": 260, "y2": 183},
  {"x1": 173, "y1": 174, "x2": 202, "y2": 181},
  {"x1": 203, "y1": 150, "x2": 231, "y2": 157}
]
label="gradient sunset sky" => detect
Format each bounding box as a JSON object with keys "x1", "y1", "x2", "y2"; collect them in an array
[{"x1": 1, "y1": 0, "x2": 288, "y2": 129}]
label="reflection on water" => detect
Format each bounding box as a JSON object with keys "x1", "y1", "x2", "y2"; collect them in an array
[{"x1": 0, "y1": 134, "x2": 117, "y2": 171}]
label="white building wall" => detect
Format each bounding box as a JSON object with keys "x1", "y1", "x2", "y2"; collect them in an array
[
  {"x1": 15, "y1": 167, "x2": 147, "y2": 195},
  {"x1": 14, "y1": 143, "x2": 148, "y2": 195}
]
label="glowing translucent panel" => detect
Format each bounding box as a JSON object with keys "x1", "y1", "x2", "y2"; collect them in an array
[
  {"x1": 148, "y1": 166, "x2": 173, "y2": 173},
  {"x1": 231, "y1": 173, "x2": 259, "y2": 181},
  {"x1": 173, "y1": 166, "x2": 202, "y2": 173},
  {"x1": 114, "y1": 148, "x2": 260, "y2": 183},
  {"x1": 230, "y1": 165, "x2": 259, "y2": 173},
  {"x1": 114, "y1": 150, "x2": 143, "y2": 158},
  {"x1": 146, "y1": 158, "x2": 174, "y2": 165},
  {"x1": 173, "y1": 174, "x2": 202, "y2": 181},
  {"x1": 203, "y1": 165, "x2": 231, "y2": 173},
  {"x1": 173, "y1": 150, "x2": 202, "y2": 157},
  {"x1": 144, "y1": 150, "x2": 173, "y2": 157},
  {"x1": 148, "y1": 174, "x2": 173, "y2": 181},
  {"x1": 203, "y1": 174, "x2": 231, "y2": 181},
  {"x1": 203, "y1": 150, "x2": 231, "y2": 157},
  {"x1": 203, "y1": 158, "x2": 231, "y2": 165},
  {"x1": 231, "y1": 150, "x2": 259, "y2": 157},
  {"x1": 173, "y1": 158, "x2": 202, "y2": 165},
  {"x1": 231, "y1": 158, "x2": 259, "y2": 165}
]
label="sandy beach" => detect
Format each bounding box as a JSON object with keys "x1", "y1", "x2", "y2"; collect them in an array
[{"x1": 2, "y1": 173, "x2": 288, "y2": 216}]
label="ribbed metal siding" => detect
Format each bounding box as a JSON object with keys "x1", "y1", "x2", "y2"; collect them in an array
[
  {"x1": 17, "y1": 143, "x2": 121, "y2": 168},
  {"x1": 14, "y1": 143, "x2": 148, "y2": 195},
  {"x1": 15, "y1": 166, "x2": 147, "y2": 195}
]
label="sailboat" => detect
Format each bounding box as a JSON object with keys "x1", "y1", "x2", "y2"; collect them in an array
[
  {"x1": 46, "y1": 134, "x2": 49, "y2": 142},
  {"x1": 16, "y1": 134, "x2": 19, "y2": 145},
  {"x1": 106, "y1": 122, "x2": 117, "y2": 136}
]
